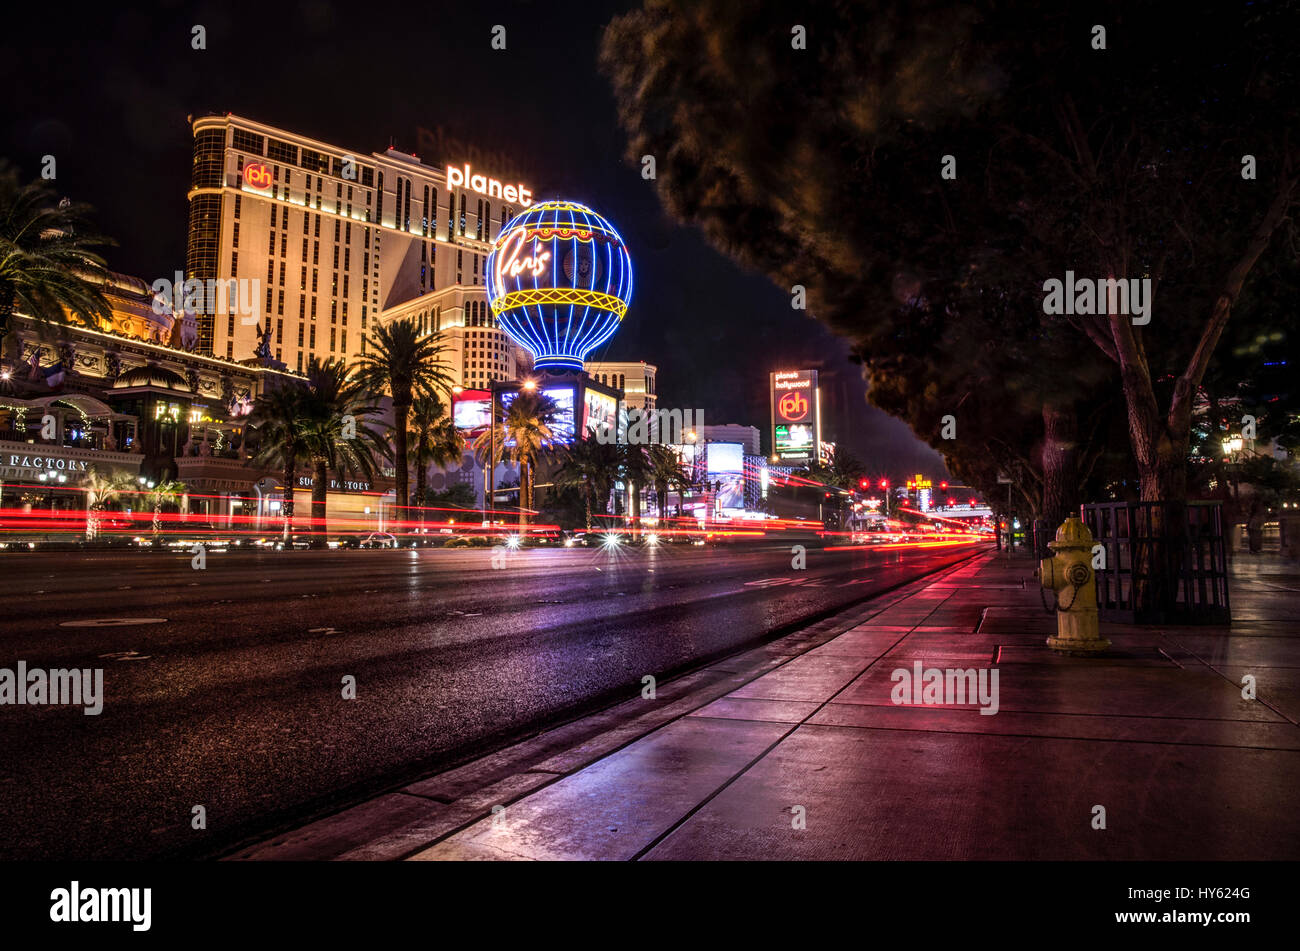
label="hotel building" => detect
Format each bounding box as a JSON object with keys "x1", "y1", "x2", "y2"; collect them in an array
[{"x1": 187, "y1": 113, "x2": 534, "y2": 379}]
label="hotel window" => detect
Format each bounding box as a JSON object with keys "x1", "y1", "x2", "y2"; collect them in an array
[
  {"x1": 312, "y1": 270, "x2": 318, "y2": 293},
  {"x1": 458, "y1": 194, "x2": 466, "y2": 235},
  {"x1": 279, "y1": 262, "x2": 285, "y2": 287},
  {"x1": 342, "y1": 301, "x2": 347, "y2": 322},
  {"x1": 334, "y1": 219, "x2": 340, "y2": 242},
  {"x1": 277, "y1": 290, "x2": 284, "y2": 315},
  {"x1": 232, "y1": 222, "x2": 240, "y2": 248},
  {"x1": 404, "y1": 179, "x2": 412, "y2": 232},
  {"x1": 234, "y1": 195, "x2": 241, "y2": 219},
  {"x1": 333, "y1": 247, "x2": 339, "y2": 269},
  {"x1": 226, "y1": 341, "x2": 233, "y2": 359},
  {"x1": 314, "y1": 214, "x2": 320, "y2": 237},
  {"x1": 422, "y1": 185, "x2": 429, "y2": 235},
  {"x1": 299, "y1": 297, "x2": 305, "y2": 319},
  {"x1": 305, "y1": 174, "x2": 312, "y2": 191},
  {"x1": 264, "y1": 286, "x2": 272, "y2": 313},
  {"x1": 345, "y1": 223, "x2": 351, "y2": 245},
  {"x1": 281, "y1": 206, "x2": 288, "y2": 229},
  {"x1": 330, "y1": 328, "x2": 336, "y2": 351},
  {"x1": 331, "y1": 300, "x2": 336, "y2": 323},
  {"x1": 296, "y1": 353, "x2": 302, "y2": 372},
  {"x1": 313, "y1": 242, "x2": 319, "y2": 265},
  {"x1": 280, "y1": 233, "x2": 287, "y2": 257},
  {"x1": 364, "y1": 229, "x2": 370, "y2": 250},
  {"x1": 227, "y1": 314, "x2": 235, "y2": 336},
  {"x1": 336, "y1": 182, "x2": 342, "y2": 199},
  {"x1": 273, "y1": 165, "x2": 279, "y2": 182},
  {"x1": 310, "y1": 326, "x2": 316, "y2": 348},
  {"x1": 363, "y1": 252, "x2": 369, "y2": 272},
  {"x1": 476, "y1": 199, "x2": 483, "y2": 239},
  {"x1": 311, "y1": 298, "x2": 316, "y2": 319},
  {"x1": 341, "y1": 332, "x2": 346, "y2": 352},
  {"x1": 276, "y1": 348, "x2": 282, "y2": 361},
  {"x1": 298, "y1": 325, "x2": 304, "y2": 346},
  {"x1": 347, "y1": 186, "x2": 353, "y2": 201},
  {"x1": 343, "y1": 275, "x2": 349, "y2": 297},
  {"x1": 233, "y1": 129, "x2": 265, "y2": 155},
  {"x1": 266, "y1": 260, "x2": 273, "y2": 285},
  {"x1": 231, "y1": 252, "x2": 238, "y2": 277},
  {"x1": 299, "y1": 266, "x2": 307, "y2": 290},
  {"x1": 301, "y1": 238, "x2": 308, "y2": 262},
  {"x1": 267, "y1": 138, "x2": 298, "y2": 164},
  {"x1": 268, "y1": 229, "x2": 275, "y2": 254},
  {"x1": 276, "y1": 318, "x2": 283, "y2": 342}
]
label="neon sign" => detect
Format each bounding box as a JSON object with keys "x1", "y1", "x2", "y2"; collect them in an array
[
  {"x1": 446, "y1": 163, "x2": 532, "y2": 206},
  {"x1": 242, "y1": 163, "x2": 272, "y2": 190},
  {"x1": 492, "y1": 228, "x2": 552, "y2": 285},
  {"x1": 778, "y1": 390, "x2": 809, "y2": 421}
]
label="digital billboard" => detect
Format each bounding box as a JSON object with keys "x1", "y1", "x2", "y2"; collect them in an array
[
  {"x1": 582, "y1": 388, "x2": 618, "y2": 439},
  {"x1": 453, "y1": 389, "x2": 492, "y2": 432},
  {"x1": 707, "y1": 441, "x2": 745, "y2": 513},
  {"x1": 499, "y1": 385, "x2": 576, "y2": 445},
  {"x1": 770, "y1": 369, "x2": 820, "y2": 463}
]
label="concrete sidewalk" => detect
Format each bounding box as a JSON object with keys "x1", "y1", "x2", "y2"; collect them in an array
[{"x1": 231, "y1": 549, "x2": 1300, "y2": 861}]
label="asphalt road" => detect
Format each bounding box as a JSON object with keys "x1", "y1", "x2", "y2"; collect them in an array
[{"x1": 0, "y1": 539, "x2": 985, "y2": 860}]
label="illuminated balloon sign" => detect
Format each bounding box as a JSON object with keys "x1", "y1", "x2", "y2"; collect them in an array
[
  {"x1": 242, "y1": 163, "x2": 273, "y2": 190},
  {"x1": 486, "y1": 200, "x2": 633, "y2": 372}
]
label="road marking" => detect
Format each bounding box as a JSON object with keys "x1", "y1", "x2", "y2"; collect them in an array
[
  {"x1": 60, "y1": 618, "x2": 167, "y2": 628},
  {"x1": 98, "y1": 650, "x2": 152, "y2": 661},
  {"x1": 309, "y1": 627, "x2": 340, "y2": 635}
]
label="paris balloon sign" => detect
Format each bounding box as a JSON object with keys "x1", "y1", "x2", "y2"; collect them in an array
[{"x1": 486, "y1": 200, "x2": 633, "y2": 372}]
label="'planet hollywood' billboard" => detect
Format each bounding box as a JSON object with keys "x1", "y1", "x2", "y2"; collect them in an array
[{"x1": 770, "y1": 369, "x2": 820, "y2": 464}]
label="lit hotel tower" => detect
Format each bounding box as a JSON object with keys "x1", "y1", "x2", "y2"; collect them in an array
[{"x1": 185, "y1": 113, "x2": 534, "y2": 388}]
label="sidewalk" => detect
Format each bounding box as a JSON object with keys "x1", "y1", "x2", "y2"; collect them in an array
[{"x1": 231, "y1": 549, "x2": 1300, "y2": 861}]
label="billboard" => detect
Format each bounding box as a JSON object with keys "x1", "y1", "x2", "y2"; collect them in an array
[
  {"x1": 582, "y1": 388, "x2": 618, "y2": 439},
  {"x1": 707, "y1": 441, "x2": 745, "y2": 513},
  {"x1": 499, "y1": 385, "x2": 576, "y2": 445},
  {"x1": 453, "y1": 389, "x2": 492, "y2": 432},
  {"x1": 771, "y1": 369, "x2": 820, "y2": 463}
]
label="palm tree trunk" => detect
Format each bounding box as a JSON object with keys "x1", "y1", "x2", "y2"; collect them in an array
[
  {"x1": 311, "y1": 459, "x2": 328, "y2": 548},
  {"x1": 152, "y1": 500, "x2": 162, "y2": 537},
  {"x1": 393, "y1": 400, "x2": 410, "y2": 523},
  {"x1": 282, "y1": 445, "x2": 296, "y2": 544},
  {"x1": 415, "y1": 456, "x2": 427, "y2": 527}
]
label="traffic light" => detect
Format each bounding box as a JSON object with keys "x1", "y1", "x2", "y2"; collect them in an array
[
  {"x1": 879, "y1": 479, "x2": 889, "y2": 489},
  {"x1": 940, "y1": 481, "x2": 948, "y2": 490},
  {"x1": 859, "y1": 478, "x2": 870, "y2": 490}
]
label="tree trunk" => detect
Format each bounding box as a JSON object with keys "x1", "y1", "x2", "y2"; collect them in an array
[
  {"x1": 584, "y1": 482, "x2": 593, "y2": 530},
  {"x1": 392, "y1": 400, "x2": 410, "y2": 524},
  {"x1": 311, "y1": 459, "x2": 328, "y2": 548},
  {"x1": 152, "y1": 501, "x2": 162, "y2": 537},
  {"x1": 1040, "y1": 403, "x2": 1080, "y2": 530},
  {"x1": 414, "y1": 455, "x2": 427, "y2": 528},
  {"x1": 282, "y1": 450, "x2": 296, "y2": 544},
  {"x1": 520, "y1": 459, "x2": 531, "y2": 528}
]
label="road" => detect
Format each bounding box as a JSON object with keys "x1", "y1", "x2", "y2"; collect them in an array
[{"x1": 0, "y1": 539, "x2": 985, "y2": 859}]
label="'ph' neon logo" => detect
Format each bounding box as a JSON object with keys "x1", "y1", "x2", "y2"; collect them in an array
[
  {"x1": 779, "y1": 391, "x2": 808, "y2": 420},
  {"x1": 243, "y1": 163, "x2": 272, "y2": 190}
]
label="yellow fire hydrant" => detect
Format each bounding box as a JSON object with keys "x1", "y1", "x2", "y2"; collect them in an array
[{"x1": 1039, "y1": 517, "x2": 1111, "y2": 654}]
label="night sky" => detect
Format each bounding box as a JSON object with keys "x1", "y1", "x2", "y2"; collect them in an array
[{"x1": 1, "y1": 0, "x2": 949, "y2": 481}]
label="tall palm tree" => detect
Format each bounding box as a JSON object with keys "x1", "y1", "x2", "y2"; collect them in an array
[
  {"x1": 646, "y1": 444, "x2": 691, "y2": 524},
  {"x1": 145, "y1": 479, "x2": 186, "y2": 539},
  {"x1": 474, "y1": 390, "x2": 559, "y2": 528},
  {"x1": 556, "y1": 436, "x2": 620, "y2": 530},
  {"x1": 408, "y1": 393, "x2": 465, "y2": 524},
  {"x1": 297, "y1": 358, "x2": 389, "y2": 547},
  {"x1": 350, "y1": 318, "x2": 453, "y2": 522},
  {"x1": 0, "y1": 162, "x2": 114, "y2": 356},
  {"x1": 248, "y1": 382, "x2": 307, "y2": 543},
  {"x1": 82, "y1": 466, "x2": 137, "y2": 540}
]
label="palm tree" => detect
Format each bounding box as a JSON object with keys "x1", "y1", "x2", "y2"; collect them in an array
[
  {"x1": 408, "y1": 393, "x2": 465, "y2": 524},
  {"x1": 350, "y1": 318, "x2": 453, "y2": 524},
  {"x1": 82, "y1": 466, "x2": 137, "y2": 540},
  {"x1": 474, "y1": 390, "x2": 559, "y2": 528},
  {"x1": 556, "y1": 436, "x2": 620, "y2": 530},
  {"x1": 0, "y1": 162, "x2": 114, "y2": 358},
  {"x1": 617, "y1": 443, "x2": 655, "y2": 538},
  {"x1": 145, "y1": 479, "x2": 186, "y2": 539},
  {"x1": 248, "y1": 382, "x2": 307, "y2": 543},
  {"x1": 646, "y1": 444, "x2": 691, "y2": 524},
  {"x1": 296, "y1": 358, "x2": 389, "y2": 547}
]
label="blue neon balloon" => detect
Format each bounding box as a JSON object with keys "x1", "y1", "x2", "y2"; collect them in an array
[{"x1": 485, "y1": 200, "x2": 633, "y2": 372}]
